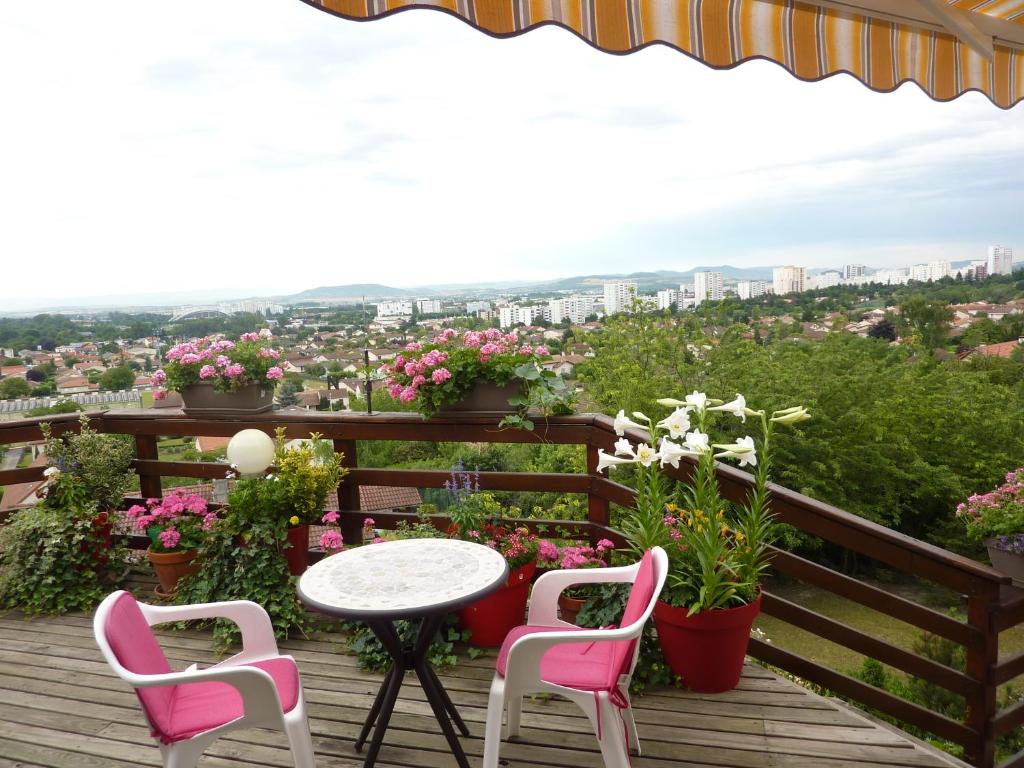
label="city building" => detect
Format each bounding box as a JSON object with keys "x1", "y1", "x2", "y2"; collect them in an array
[
  {"x1": 772, "y1": 266, "x2": 807, "y2": 296},
  {"x1": 808, "y1": 271, "x2": 842, "y2": 290},
  {"x1": 692, "y1": 271, "x2": 723, "y2": 305},
  {"x1": 735, "y1": 280, "x2": 769, "y2": 300},
  {"x1": 498, "y1": 304, "x2": 545, "y2": 329},
  {"x1": 602, "y1": 281, "x2": 637, "y2": 315},
  {"x1": 988, "y1": 245, "x2": 1014, "y2": 276},
  {"x1": 548, "y1": 295, "x2": 597, "y2": 325},
  {"x1": 220, "y1": 299, "x2": 284, "y2": 316},
  {"x1": 375, "y1": 300, "x2": 413, "y2": 317},
  {"x1": 416, "y1": 299, "x2": 442, "y2": 315},
  {"x1": 465, "y1": 301, "x2": 491, "y2": 315},
  {"x1": 873, "y1": 268, "x2": 910, "y2": 285},
  {"x1": 656, "y1": 289, "x2": 680, "y2": 311},
  {"x1": 909, "y1": 261, "x2": 951, "y2": 282},
  {"x1": 843, "y1": 264, "x2": 867, "y2": 280}
]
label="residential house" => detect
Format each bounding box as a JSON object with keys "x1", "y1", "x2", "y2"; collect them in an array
[{"x1": 541, "y1": 354, "x2": 585, "y2": 377}]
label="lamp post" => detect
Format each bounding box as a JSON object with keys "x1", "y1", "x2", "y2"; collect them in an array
[
  {"x1": 363, "y1": 348, "x2": 373, "y2": 415},
  {"x1": 226, "y1": 429, "x2": 275, "y2": 476}
]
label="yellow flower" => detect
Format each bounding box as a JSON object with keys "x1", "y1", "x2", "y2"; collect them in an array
[
  {"x1": 736, "y1": 531, "x2": 746, "y2": 543},
  {"x1": 721, "y1": 523, "x2": 729, "y2": 535},
  {"x1": 289, "y1": 515, "x2": 300, "y2": 526},
  {"x1": 665, "y1": 503, "x2": 677, "y2": 512},
  {"x1": 717, "y1": 510, "x2": 724, "y2": 519}
]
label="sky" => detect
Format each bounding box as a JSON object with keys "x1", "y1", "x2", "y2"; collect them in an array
[{"x1": 1, "y1": 1, "x2": 1022, "y2": 310}]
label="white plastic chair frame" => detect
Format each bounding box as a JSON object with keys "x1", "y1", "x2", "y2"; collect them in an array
[
  {"x1": 93, "y1": 591, "x2": 315, "y2": 768},
  {"x1": 483, "y1": 547, "x2": 668, "y2": 768}
]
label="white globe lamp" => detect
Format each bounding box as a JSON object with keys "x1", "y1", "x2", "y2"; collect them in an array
[{"x1": 227, "y1": 429, "x2": 276, "y2": 476}]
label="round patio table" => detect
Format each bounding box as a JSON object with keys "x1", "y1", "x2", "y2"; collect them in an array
[{"x1": 297, "y1": 538, "x2": 509, "y2": 768}]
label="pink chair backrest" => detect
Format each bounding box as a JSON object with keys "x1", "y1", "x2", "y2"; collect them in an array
[
  {"x1": 605, "y1": 550, "x2": 657, "y2": 689},
  {"x1": 104, "y1": 592, "x2": 175, "y2": 731}
]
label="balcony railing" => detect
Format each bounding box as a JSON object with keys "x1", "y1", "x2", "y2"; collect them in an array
[{"x1": 1, "y1": 408, "x2": 1022, "y2": 768}]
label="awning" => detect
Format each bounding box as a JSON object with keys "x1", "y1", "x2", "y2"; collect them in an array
[{"x1": 303, "y1": 1, "x2": 1024, "y2": 109}]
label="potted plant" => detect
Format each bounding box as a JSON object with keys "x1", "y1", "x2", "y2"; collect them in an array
[
  {"x1": 126, "y1": 489, "x2": 216, "y2": 597},
  {"x1": 537, "y1": 538, "x2": 616, "y2": 625},
  {"x1": 378, "y1": 328, "x2": 575, "y2": 430},
  {"x1": 440, "y1": 462, "x2": 540, "y2": 646},
  {"x1": 597, "y1": 392, "x2": 810, "y2": 692},
  {"x1": 958, "y1": 468, "x2": 1024, "y2": 586},
  {"x1": 272, "y1": 428, "x2": 348, "y2": 575},
  {"x1": 153, "y1": 329, "x2": 284, "y2": 415},
  {"x1": 40, "y1": 415, "x2": 135, "y2": 561}
]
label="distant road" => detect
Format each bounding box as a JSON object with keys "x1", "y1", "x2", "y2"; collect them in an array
[{"x1": 1, "y1": 446, "x2": 24, "y2": 470}]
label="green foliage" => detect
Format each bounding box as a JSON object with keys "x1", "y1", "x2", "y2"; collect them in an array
[
  {"x1": 0, "y1": 377, "x2": 31, "y2": 399},
  {"x1": 0, "y1": 473, "x2": 127, "y2": 614},
  {"x1": 40, "y1": 415, "x2": 134, "y2": 512},
  {"x1": 175, "y1": 477, "x2": 315, "y2": 650},
  {"x1": 98, "y1": 365, "x2": 136, "y2": 391},
  {"x1": 272, "y1": 429, "x2": 347, "y2": 525},
  {"x1": 958, "y1": 468, "x2": 1024, "y2": 544},
  {"x1": 343, "y1": 616, "x2": 466, "y2": 672},
  {"x1": 27, "y1": 399, "x2": 81, "y2": 416},
  {"x1": 276, "y1": 380, "x2": 301, "y2": 408},
  {"x1": 900, "y1": 295, "x2": 953, "y2": 350}
]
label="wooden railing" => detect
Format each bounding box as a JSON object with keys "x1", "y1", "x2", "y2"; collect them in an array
[{"x1": 0, "y1": 408, "x2": 1021, "y2": 767}]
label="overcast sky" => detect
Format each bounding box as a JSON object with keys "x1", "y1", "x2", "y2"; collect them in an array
[{"x1": 1, "y1": 1, "x2": 1022, "y2": 310}]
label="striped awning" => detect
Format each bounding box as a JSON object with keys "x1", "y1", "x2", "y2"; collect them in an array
[{"x1": 303, "y1": 1, "x2": 1024, "y2": 109}]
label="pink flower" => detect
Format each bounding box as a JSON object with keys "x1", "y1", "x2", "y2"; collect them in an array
[
  {"x1": 412, "y1": 375, "x2": 426, "y2": 387},
  {"x1": 266, "y1": 367, "x2": 284, "y2": 380},
  {"x1": 224, "y1": 363, "x2": 245, "y2": 378},
  {"x1": 268, "y1": 348, "x2": 280, "y2": 359},
  {"x1": 518, "y1": 345, "x2": 533, "y2": 355},
  {"x1": 158, "y1": 528, "x2": 181, "y2": 550},
  {"x1": 535, "y1": 345, "x2": 550, "y2": 356},
  {"x1": 153, "y1": 389, "x2": 167, "y2": 401},
  {"x1": 320, "y1": 530, "x2": 344, "y2": 552},
  {"x1": 199, "y1": 364, "x2": 217, "y2": 379},
  {"x1": 259, "y1": 328, "x2": 273, "y2": 339},
  {"x1": 152, "y1": 369, "x2": 167, "y2": 385},
  {"x1": 215, "y1": 355, "x2": 231, "y2": 367},
  {"x1": 538, "y1": 539, "x2": 560, "y2": 562},
  {"x1": 126, "y1": 504, "x2": 146, "y2": 519},
  {"x1": 202, "y1": 513, "x2": 218, "y2": 531},
  {"x1": 669, "y1": 529, "x2": 682, "y2": 540},
  {"x1": 405, "y1": 341, "x2": 423, "y2": 352},
  {"x1": 387, "y1": 384, "x2": 402, "y2": 398},
  {"x1": 431, "y1": 367, "x2": 452, "y2": 384},
  {"x1": 394, "y1": 354, "x2": 406, "y2": 368},
  {"x1": 180, "y1": 353, "x2": 201, "y2": 365},
  {"x1": 404, "y1": 362, "x2": 417, "y2": 377},
  {"x1": 363, "y1": 517, "x2": 376, "y2": 527},
  {"x1": 399, "y1": 386, "x2": 418, "y2": 403},
  {"x1": 322, "y1": 511, "x2": 340, "y2": 524},
  {"x1": 480, "y1": 343, "x2": 500, "y2": 356},
  {"x1": 240, "y1": 332, "x2": 260, "y2": 342},
  {"x1": 372, "y1": 536, "x2": 386, "y2": 544},
  {"x1": 596, "y1": 538, "x2": 615, "y2": 551}
]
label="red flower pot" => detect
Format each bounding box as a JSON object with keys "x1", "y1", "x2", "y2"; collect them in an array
[
  {"x1": 148, "y1": 548, "x2": 200, "y2": 598},
  {"x1": 284, "y1": 524, "x2": 310, "y2": 576},
  {"x1": 653, "y1": 594, "x2": 762, "y2": 693},
  {"x1": 558, "y1": 594, "x2": 586, "y2": 626},
  {"x1": 459, "y1": 560, "x2": 536, "y2": 647}
]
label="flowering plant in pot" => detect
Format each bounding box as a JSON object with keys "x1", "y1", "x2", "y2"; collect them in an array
[
  {"x1": 126, "y1": 489, "x2": 216, "y2": 597},
  {"x1": 271, "y1": 428, "x2": 348, "y2": 575},
  {"x1": 537, "y1": 538, "x2": 616, "y2": 625},
  {"x1": 958, "y1": 468, "x2": 1024, "y2": 586},
  {"x1": 377, "y1": 328, "x2": 574, "y2": 430},
  {"x1": 153, "y1": 329, "x2": 284, "y2": 414},
  {"x1": 597, "y1": 392, "x2": 809, "y2": 692}
]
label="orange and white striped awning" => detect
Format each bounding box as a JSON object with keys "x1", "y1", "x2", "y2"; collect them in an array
[{"x1": 303, "y1": 1, "x2": 1024, "y2": 109}]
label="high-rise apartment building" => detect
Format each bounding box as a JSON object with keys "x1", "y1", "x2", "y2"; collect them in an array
[
  {"x1": 808, "y1": 271, "x2": 841, "y2": 290},
  {"x1": 603, "y1": 281, "x2": 637, "y2": 315},
  {"x1": 498, "y1": 304, "x2": 545, "y2": 329},
  {"x1": 466, "y1": 301, "x2": 491, "y2": 315},
  {"x1": 548, "y1": 295, "x2": 597, "y2": 325},
  {"x1": 416, "y1": 299, "x2": 442, "y2": 315},
  {"x1": 910, "y1": 261, "x2": 951, "y2": 282},
  {"x1": 693, "y1": 272, "x2": 723, "y2": 305},
  {"x1": 988, "y1": 245, "x2": 1014, "y2": 276},
  {"x1": 656, "y1": 289, "x2": 680, "y2": 311},
  {"x1": 843, "y1": 264, "x2": 867, "y2": 280},
  {"x1": 773, "y1": 266, "x2": 807, "y2": 296},
  {"x1": 375, "y1": 300, "x2": 413, "y2": 317},
  {"x1": 736, "y1": 280, "x2": 770, "y2": 300}
]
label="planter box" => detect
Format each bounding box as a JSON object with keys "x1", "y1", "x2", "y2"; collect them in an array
[
  {"x1": 440, "y1": 380, "x2": 522, "y2": 413},
  {"x1": 180, "y1": 382, "x2": 274, "y2": 416},
  {"x1": 987, "y1": 543, "x2": 1024, "y2": 588},
  {"x1": 458, "y1": 560, "x2": 536, "y2": 647}
]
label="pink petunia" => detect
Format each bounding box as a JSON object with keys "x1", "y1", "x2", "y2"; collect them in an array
[
  {"x1": 158, "y1": 528, "x2": 181, "y2": 550},
  {"x1": 431, "y1": 367, "x2": 452, "y2": 384},
  {"x1": 320, "y1": 530, "x2": 344, "y2": 552},
  {"x1": 266, "y1": 367, "x2": 284, "y2": 380},
  {"x1": 199, "y1": 364, "x2": 217, "y2": 379},
  {"x1": 322, "y1": 510, "x2": 340, "y2": 524}
]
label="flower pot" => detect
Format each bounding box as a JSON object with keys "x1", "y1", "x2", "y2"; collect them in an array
[
  {"x1": 440, "y1": 380, "x2": 522, "y2": 413},
  {"x1": 987, "y1": 542, "x2": 1024, "y2": 588},
  {"x1": 653, "y1": 594, "x2": 762, "y2": 693},
  {"x1": 558, "y1": 594, "x2": 586, "y2": 625},
  {"x1": 459, "y1": 560, "x2": 536, "y2": 647},
  {"x1": 284, "y1": 524, "x2": 310, "y2": 576},
  {"x1": 148, "y1": 548, "x2": 199, "y2": 598},
  {"x1": 180, "y1": 381, "x2": 274, "y2": 416}
]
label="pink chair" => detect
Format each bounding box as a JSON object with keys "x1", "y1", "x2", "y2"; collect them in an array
[
  {"x1": 483, "y1": 547, "x2": 668, "y2": 768},
  {"x1": 93, "y1": 590, "x2": 315, "y2": 768}
]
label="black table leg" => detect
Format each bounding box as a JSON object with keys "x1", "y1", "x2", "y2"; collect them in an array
[
  {"x1": 355, "y1": 662, "x2": 398, "y2": 752},
  {"x1": 360, "y1": 620, "x2": 407, "y2": 768},
  {"x1": 412, "y1": 614, "x2": 472, "y2": 768}
]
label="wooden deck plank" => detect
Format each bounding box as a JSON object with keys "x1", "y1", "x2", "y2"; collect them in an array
[{"x1": 0, "y1": 609, "x2": 957, "y2": 768}]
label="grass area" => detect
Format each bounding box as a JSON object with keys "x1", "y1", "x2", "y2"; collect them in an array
[{"x1": 140, "y1": 390, "x2": 153, "y2": 407}]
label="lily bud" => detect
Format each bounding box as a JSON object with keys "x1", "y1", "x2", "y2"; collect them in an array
[{"x1": 771, "y1": 407, "x2": 811, "y2": 425}]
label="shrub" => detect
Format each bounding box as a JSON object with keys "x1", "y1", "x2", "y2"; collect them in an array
[{"x1": 40, "y1": 415, "x2": 134, "y2": 512}]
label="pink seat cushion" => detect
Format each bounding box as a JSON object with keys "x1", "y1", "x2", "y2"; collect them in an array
[
  {"x1": 104, "y1": 592, "x2": 300, "y2": 744},
  {"x1": 496, "y1": 551, "x2": 658, "y2": 693}
]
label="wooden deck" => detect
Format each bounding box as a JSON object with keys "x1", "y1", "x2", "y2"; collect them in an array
[{"x1": 0, "y1": 602, "x2": 967, "y2": 768}]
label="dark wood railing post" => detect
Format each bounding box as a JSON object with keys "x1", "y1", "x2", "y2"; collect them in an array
[
  {"x1": 965, "y1": 590, "x2": 999, "y2": 768},
  {"x1": 134, "y1": 434, "x2": 161, "y2": 501},
  {"x1": 334, "y1": 438, "x2": 361, "y2": 545},
  {"x1": 585, "y1": 443, "x2": 610, "y2": 547}
]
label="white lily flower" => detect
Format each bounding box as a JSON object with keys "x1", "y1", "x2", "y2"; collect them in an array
[
  {"x1": 613, "y1": 409, "x2": 649, "y2": 438},
  {"x1": 709, "y1": 394, "x2": 747, "y2": 422},
  {"x1": 631, "y1": 411, "x2": 651, "y2": 423},
  {"x1": 656, "y1": 398, "x2": 688, "y2": 408},
  {"x1": 613, "y1": 438, "x2": 636, "y2": 457},
  {"x1": 685, "y1": 391, "x2": 708, "y2": 413},
  {"x1": 658, "y1": 439, "x2": 691, "y2": 468},
  {"x1": 635, "y1": 443, "x2": 658, "y2": 467},
  {"x1": 683, "y1": 430, "x2": 710, "y2": 454},
  {"x1": 596, "y1": 449, "x2": 637, "y2": 473},
  {"x1": 43, "y1": 467, "x2": 61, "y2": 478},
  {"x1": 656, "y1": 407, "x2": 691, "y2": 439},
  {"x1": 771, "y1": 406, "x2": 811, "y2": 425},
  {"x1": 713, "y1": 436, "x2": 758, "y2": 467}
]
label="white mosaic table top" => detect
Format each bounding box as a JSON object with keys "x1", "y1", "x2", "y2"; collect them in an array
[{"x1": 297, "y1": 538, "x2": 509, "y2": 618}]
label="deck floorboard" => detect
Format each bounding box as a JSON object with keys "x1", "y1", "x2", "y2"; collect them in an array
[{"x1": 0, "y1": 578, "x2": 961, "y2": 768}]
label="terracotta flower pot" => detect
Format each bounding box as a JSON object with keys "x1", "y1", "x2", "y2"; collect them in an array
[
  {"x1": 180, "y1": 381, "x2": 274, "y2": 416},
  {"x1": 653, "y1": 594, "x2": 762, "y2": 693},
  {"x1": 459, "y1": 560, "x2": 536, "y2": 647},
  {"x1": 148, "y1": 548, "x2": 199, "y2": 598},
  {"x1": 440, "y1": 380, "x2": 522, "y2": 413},
  {"x1": 558, "y1": 593, "x2": 586, "y2": 626},
  {"x1": 284, "y1": 524, "x2": 310, "y2": 576},
  {"x1": 986, "y1": 542, "x2": 1024, "y2": 588}
]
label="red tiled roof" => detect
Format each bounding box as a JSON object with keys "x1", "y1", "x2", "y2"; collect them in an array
[
  {"x1": 358, "y1": 486, "x2": 422, "y2": 511},
  {"x1": 196, "y1": 436, "x2": 231, "y2": 452},
  {"x1": 978, "y1": 340, "x2": 1021, "y2": 358},
  {"x1": 0, "y1": 454, "x2": 47, "y2": 513}
]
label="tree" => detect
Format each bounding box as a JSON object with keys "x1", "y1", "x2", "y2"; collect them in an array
[
  {"x1": 99, "y1": 365, "x2": 136, "y2": 391},
  {"x1": 25, "y1": 368, "x2": 47, "y2": 383},
  {"x1": 867, "y1": 319, "x2": 897, "y2": 342},
  {"x1": 31, "y1": 381, "x2": 57, "y2": 396},
  {"x1": 276, "y1": 381, "x2": 301, "y2": 408},
  {"x1": 28, "y1": 400, "x2": 81, "y2": 417},
  {"x1": 900, "y1": 295, "x2": 953, "y2": 350},
  {"x1": 0, "y1": 377, "x2": 31, "y2": 399},
  {"x1": 305, "y1": 363, "x2": 326, "y2": 379}
]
